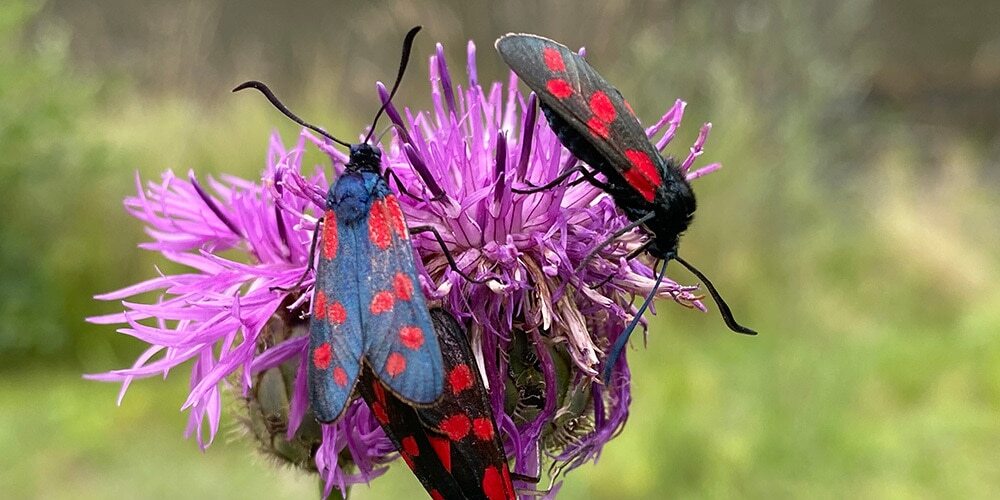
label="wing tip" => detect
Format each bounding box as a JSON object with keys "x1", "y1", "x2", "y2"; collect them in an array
[{"x1": 495, "y1": 32, "x2": 560, "y2": 52}]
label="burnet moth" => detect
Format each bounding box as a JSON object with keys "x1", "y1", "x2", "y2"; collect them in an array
[
  {"x1": 357, "y1": 308, "x2": 517, "y2": 500},
  {"x1": 496, "y1": 34, "x2": 756, "y2": 381},
  {"x1": 235, "y1": 26, "x2": 487, "y2": 423}
]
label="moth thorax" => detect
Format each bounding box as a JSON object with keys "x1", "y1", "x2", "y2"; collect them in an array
[
  {"x1": 649, "y1": 161, "x2": 697, "y2": 259},
  {"x1": 347, "y1": 143, "x2": 382, "y2": 173},
  {"x1": 329, "y1": 172, "x2": 372, "y2": 223}
]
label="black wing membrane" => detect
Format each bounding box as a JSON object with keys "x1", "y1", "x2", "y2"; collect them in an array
[
  {"x1": 357, "y1": 308, "x2": 515, "y2": 500},
  {"x1": 495, "y1": 33, "x2": 663, "y2": 192}
]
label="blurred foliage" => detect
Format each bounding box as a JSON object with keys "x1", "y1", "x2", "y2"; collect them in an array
[
  {"x1": 0, "y1": 0, "x2": 126, "y2": 362},
  {"x1": 2, "y1": 0, "x2": 998, "y2": 498}
]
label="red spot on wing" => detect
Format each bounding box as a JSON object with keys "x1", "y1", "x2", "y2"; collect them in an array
[
  {"x1": 589, "y1": 91, "x2": 617, "y2": 123},
  {"x1": 386, "y1": 352, "x2": 407, "y2": 377},
  {"x1": 472, "y1": 417, "x2": 494, "y2": 441},
  {"x1": 373, "y1": 379, "x2": 386, "y2": 403},
  {"x1": 429, "y1": 490, "x2": 444, "y2": 500},
  {"x1": 367, "y1": 200, "x2": 392, "y2": 249},
  {"x1": 384, "y1": 195, "x2": 408, "y2": 240},
  {"x1": 371, "y1": 400, "x2": 388, "y2": 424},
  {"x1": 321, "y1": 211, "x2": 338, "y2": 259},
  {"x1": 400, "y1": 451, "x2": 415, "y2": 469},
  {"x1": 448, "y1": 364, "x2": 473, "y2": 395},
  {"x1": 312, "y1": 343, "x2": 332, "y2": 370},
  {"x1": 429, "y1": 436, "x2": 452, "y2": 473},
  {"x1": 370, "y1": 291, "x2": 395, "y2": 314},
  {"x1": 587, "y1": 117, "x2": 610, "y2": 139},
  {"x1": 402, "y1": 436, "x2": 420, "y2": 456},
  {"x1": 546, "y1": 78, "x2": 573, "y2": 99},
  {"x1": 328, "y1": 301, "x2": 346, "y2": 325},
  {"x1": 543, "y1": 47, "x2": 566, "y2": 72},
  {"x1": 439, "y1": 414, "x2": 472, "y2": 441},
  {"x1": 623, "y1": 149, "x2": 661, "y2": 202},
  {"x1": 332, "y1": 367, "x2": 348, "y2": 387},
  {"x1": 313, "y1": 291, "x2": 328, "y2": 320},
  {"x1": 482, "y1": 466, "x2": 506, "y2": 500},
  {"x1": 399, "y1": 326, "x2": 425, "y2": 350},
  {"x1": 393, "y1": 273, "x2": 414, "y2": 301}
]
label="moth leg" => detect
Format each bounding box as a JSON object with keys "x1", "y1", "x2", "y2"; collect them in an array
[
  {"x1": 589, "y1": 239, "x2": 654, "y2": 289},
  {"x1": 382, "y1": 167, "x2": 425, "y2": 201},
  {"x1": 575, "y1": 211, "x2": 655, "y2": 273},
  {"x1": 571, "y1": 167, "x2": 612, "y2": 191},
  {"x1": 409, "y1": 225, "x2": 498, "y2": 285},
  {"x1": 270, "y1": 217, "x2": 322, "y2": 292},
  {"x1": 511, "y1": 164, "x2": 591, "y2": 194},
  {"x1": 510, "y1": 472, "x2": 541, "y2": 484}
]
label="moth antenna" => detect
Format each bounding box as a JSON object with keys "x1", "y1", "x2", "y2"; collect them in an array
[
  {"x1": 674, "y1": 255, "x2": 757, "y2": 335},
  {"x1": 363, "y1": 26, "x2": 421, "y2": 144},
  {"x1": 602, "y1": 259, "x2": 667, "y2": 382},
  {"x1": 372, "y1": 123, "x2": 402, "y2": 146},
  {"x1": 232, "y1": 80, "x2": 352, "y2": 148}
]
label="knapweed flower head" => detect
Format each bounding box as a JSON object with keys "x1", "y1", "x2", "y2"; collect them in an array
[{"x1": 89, "y1": 39, "x2": 721, "y2": 496}]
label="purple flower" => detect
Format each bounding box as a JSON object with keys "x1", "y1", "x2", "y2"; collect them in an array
[{"x1": 89, "y1": 39, "x2": 722, "y2": 496}]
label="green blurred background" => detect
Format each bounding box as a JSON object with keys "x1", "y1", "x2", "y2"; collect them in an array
[{"x1": 2, "y1": 0, "x2": 998, "y2": 498}]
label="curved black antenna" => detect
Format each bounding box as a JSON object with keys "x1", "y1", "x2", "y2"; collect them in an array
[
  {"x1": 232, "y1": 80, "x2": 352, "y2": 148},
  {"x1": 674, "y1": 255, "x2": 757, "y2": 335},
  {"x1": 602, "y1": 259, "x2": 668, "y2": 382},
  {"x1": 362, "y1": 25, "x2": 421, "y2": 144},
  {"x1": 373, "y1": 123, "x2": 402, "y2": 146}
]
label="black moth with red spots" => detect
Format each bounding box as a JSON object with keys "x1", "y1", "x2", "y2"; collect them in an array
[
  {"x1": 496, "y1": 34, "x2": 755, "y2": 381},
  {"x1": 496, "y1": 33, "x2": 695, "y2": 259},
  {"x1": 357, "y1": 308, "x2": 516, "y2": 500}
]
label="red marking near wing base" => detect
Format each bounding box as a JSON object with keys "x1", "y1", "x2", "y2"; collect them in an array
[
  {"x1": 473, "y1": 417, "x2": 494, "y2": 441},
  {"x1": 370, "y1": 291, "x2": 395, "y2": 314},
  {"x1": 328, "y1": 301, "x2": 346, "y2": 325},
  {"x1": 402, "y1": 436, "x2": 420, "y2": 456},
  {"x1": 502, "y1": 467, "x2": 513, "y2": 496},
  {"x1": 313, "y1": 291, "x2": 328, "y2": 320},
  {"x1": 448, "y1": 364, "x2": 473, "y2": 395},
  {"x1": 587, "y1": 117, "x2": 610, "y2": 139},
  {"x1": 393, "y1": 272, "x2": 413, "y2": 301},
  {"x1": 373, "y1": 379, "x2": 386, "y2": 403},
  {"x1": 312, "y1": 343, "x2": 332, "y2": 370},
  {"x1": 399, "y1": 326, "x2": 424, "y2": 350},
  {"x1": 546, "y1": 78, "x2": 573, "y2": 99},
  {"x1": 322, "y1": 211, "x2": 338, "y2": 259},
  {"x1": 386, "y1": 352, "x2": 407, "y2": 377},
  {"x1": 400, "y1": 451, "x2": 415, "y2": 469},
  {"x1": 429, "y1": 490, "x2": 444, "y2": 500},
  {"x1": 367, "y1": 200, "x2": 392, "y2": 249},
  {"x1": 589, "y1": 90, "x2": 617, "y2": 123},
  {"x1": 429, "y1": 436, "x2": 452, "y2": 473},
  {"x1": 482, "y1": 466, "x2": 506, "y2": 500},
  {"x1": 332, "y1": 367, "x2": 348, "y2": 387},
  {"x1": 543, "y1": 47, "x2": 566, "y2": 72},
  {"x1": 440, "y1": 413, "x2": 472, "y2": 441},
  {"x1": 384, "y1": 195, "x2": 408, "y2": 240},
  {"x1": 371, "y1": 400, "x2": 389, "y2": 424},
  {"x1": 623, "y1": 149, "x2": 661, "y2": 202}
]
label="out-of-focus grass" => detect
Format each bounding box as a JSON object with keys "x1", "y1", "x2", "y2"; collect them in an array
[
  {"x1": 0, "y1": 370, "x2": 314, "y2": 499},
  {"x1": 3, "y1": 0, "x2": 999, "y2": 498}
]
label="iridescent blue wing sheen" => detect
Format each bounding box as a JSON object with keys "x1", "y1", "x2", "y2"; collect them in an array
[
  {"x1": 359, "y1": 177, "x2": 444, "y2": 405},
  {"x1": 307, "y1": 208, "x2": 364, "y2": 423},
  {"x1": 357, "y1": 308, "x2": 516, "y2": 500}
]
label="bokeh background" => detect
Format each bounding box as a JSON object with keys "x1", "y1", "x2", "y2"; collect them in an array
[{"x1": 2, "y1": 0, "x2": 998, "y2": 498}]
